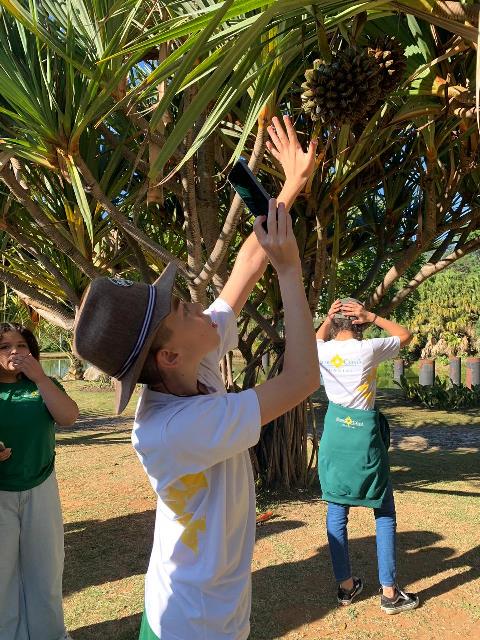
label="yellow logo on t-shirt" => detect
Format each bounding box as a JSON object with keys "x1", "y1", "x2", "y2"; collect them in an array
[
  {"x1": 330, "y1": 354, "x2": 345, "y2": 368},
  {"x1": 164, "y1": 473, "x2": 208, "y2": 554},
  {"x1": 356, "y1": 368, "x2": 377, "y2": 405}
]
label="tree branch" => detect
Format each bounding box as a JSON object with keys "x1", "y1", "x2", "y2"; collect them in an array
[
  {"x1": 193, "y1": 116, "x2": 269, "y2": 288},
  {"x1": 379, "y1": 236, "x2": 480, "y2": 314},
  {"x1": 75, "y1": 154, "x2": 191, "y2": 278},
  {"x1": 243, "y1": 301, "x2": 282, "y2": 344},
  {"x1": 1, "y1": 222, "x2": 81, "y2": 305},
  {"x1": 0, "y1": 161, "x2": 100, "y2": 280},
  {"x1": 181, "y1": 88, "x2": 202, "y2": 285},
  {"x1": 367, "y1": 152, "x2": 439, "y2": 308},
  {"x1": 0, "y1": 266, "x2": 75, "y2": 330}
]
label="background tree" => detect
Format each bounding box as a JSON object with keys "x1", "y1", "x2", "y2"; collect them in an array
[
  {"x1": 405, "y1": 251, "x2": 480, "y2": 359},
  {"x1": 0, "y1": 1, "x2": 479, "y2": 486}
]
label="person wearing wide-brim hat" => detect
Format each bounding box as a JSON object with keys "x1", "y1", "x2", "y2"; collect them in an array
[
  {"x1": 74, "y1": 116, "x2": 320, "y2": 640},
  {"x1": 315, "y1": 298, "x2": 419, "y2": 614}
]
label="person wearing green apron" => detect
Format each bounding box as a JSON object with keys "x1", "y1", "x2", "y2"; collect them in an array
[{"x1": 316, "y1": 299, "x2": 419, "y2": 615}]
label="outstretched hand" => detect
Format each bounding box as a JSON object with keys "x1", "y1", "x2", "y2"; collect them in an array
[{"x1": 266, "y1": 115, "x2": 317, "y2": 186}]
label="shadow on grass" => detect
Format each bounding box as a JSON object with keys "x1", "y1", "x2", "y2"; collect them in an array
[
  {"x1": 64, "y1": 510, "x2": 479, "y2": 639},
  {"x1": 255, "y1": 519, "x2": 306, "y2": 540},
  {"x1": 72, "y1": 613, "x2": 141, "y2": 640},
  {"x1": 64, "y1": 514, "x2": 306, "y2": 598},
  {"x1": 57, "y1": 414, "x2": 133, "y2": 435},
  {"x1": 250, "y1": 529, "x2": 480, "y2": 640},
  {"x1": 57, "y1": 429, "x2": 133, "y2": 447},
  {"x1": 256, "y1": 445, "x2": 480, "y2": 509},
  {"x1": 389, "y1": 448, "x2": 480, "y2": 497},
  {"x1": 64, "y1": 510, "x2": 155, "y2": 596}
]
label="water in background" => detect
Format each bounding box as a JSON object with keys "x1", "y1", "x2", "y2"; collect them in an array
[{"x1": 40, "y1": 356, "x2": 70, "y2": 380}]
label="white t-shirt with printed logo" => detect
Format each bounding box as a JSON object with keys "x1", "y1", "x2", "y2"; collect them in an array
[
  {"x1": 132, "y1": 298, "x2": 261, "y2": 640},
  {"x1": 316, "y1": 337, "x2": 401, "y2": 410}
]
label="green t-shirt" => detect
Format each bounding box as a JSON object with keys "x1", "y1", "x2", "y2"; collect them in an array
[{"x1": 0, "y1": 377, "x2": 63, "y2": 491}]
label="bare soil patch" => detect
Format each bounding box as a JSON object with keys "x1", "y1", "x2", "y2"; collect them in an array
[{"x1": 58, "y1": 385, "x2": 479, "y2": 640}]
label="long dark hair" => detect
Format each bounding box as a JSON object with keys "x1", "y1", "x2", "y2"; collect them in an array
[{"x1": 0, "y1": 323, "x2": 40, "y2": 360}]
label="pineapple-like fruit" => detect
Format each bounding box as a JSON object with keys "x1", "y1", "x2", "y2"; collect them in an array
[
  {"x1": 301, "y1": 47, "x2": 383, "y2": 126},
  {"x1": 367, "y1": 36, "x2": 407, "y2": 95}
]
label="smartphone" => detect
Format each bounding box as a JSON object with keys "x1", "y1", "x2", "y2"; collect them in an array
[{"x1": 228, "y1": 158, "x2": 271, "y2": 230}]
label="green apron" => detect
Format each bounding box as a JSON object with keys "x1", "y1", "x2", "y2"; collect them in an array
[{"x1": 318, "y1": 402, "x2": 390, "y2": 508}]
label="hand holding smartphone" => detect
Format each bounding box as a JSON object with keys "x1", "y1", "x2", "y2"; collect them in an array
[{"x1": 228, "y1": 158, "x2": 272, "y2": 231}]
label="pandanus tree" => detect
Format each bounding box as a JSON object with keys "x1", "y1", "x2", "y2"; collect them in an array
[{"x1": 0, "y1": 0, "x2": 479, "y2": 486}]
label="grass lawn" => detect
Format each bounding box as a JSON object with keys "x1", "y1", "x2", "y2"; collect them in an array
[{"x1": 58, "y1": 382, "x2": 480, "y2": 640}]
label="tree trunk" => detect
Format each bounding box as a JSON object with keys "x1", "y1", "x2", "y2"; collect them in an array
[
  {"x1": 251, "y1": 396, "x2": 318, "y2": 490},
  {"x1": 64, "y1": 355, "x2": 84, "y2": 381}
]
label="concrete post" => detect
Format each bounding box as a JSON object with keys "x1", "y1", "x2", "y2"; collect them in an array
[
  {"x1": 466, "y1": 357, "x2": 480, "y2": 389},
  {"x1": 419, "y1": 359, "x2": 435, "y2": 386},
  {"x1": 449, "y1": 357, "x2": 461, "y2": 386},
  {"x1": 393, "y1": 358, "x2": 404, "y2": 384}
]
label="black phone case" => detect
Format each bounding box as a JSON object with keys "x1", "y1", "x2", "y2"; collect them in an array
[{"x1": 228, "y1": 159, "x2": 271, "y2": 229}]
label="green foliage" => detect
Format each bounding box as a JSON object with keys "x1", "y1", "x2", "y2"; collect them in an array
[
  {"x1": 406, "y1": 253, "x2": 480, "y2": 358},
  {"x1": 395, "y1": 374, "x2": 480, "y2": 410},
  {"x1": 36, "y1": 323, "x2": 71, "y2": 353},
  {"x1": 0, "y1": 2, "x2": 480, "y2": 490},
  {"x1": 0, "y1": 288, "x2": 70, "y2": 352}
]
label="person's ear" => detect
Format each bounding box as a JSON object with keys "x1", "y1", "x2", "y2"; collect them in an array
[{"x1": 155, "y1": 348, "x2": 180, "y2": 369}]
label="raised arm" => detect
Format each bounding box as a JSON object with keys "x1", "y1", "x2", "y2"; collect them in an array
[
  {"x1": 220, "y1": 115, "x2": 316, "y2": 316},
  {"x1": 253, "y1": 200, "x2": 319, "y2": 426},
  {"x1": 343, "y1": 301, "x2": 412, "y2": 347},
  {"x1": 316, "y1": 299, "x2": 342, "y2": 341},
  {"x1": 10, "y1": 353, "x2": 79, "y2": 426}
]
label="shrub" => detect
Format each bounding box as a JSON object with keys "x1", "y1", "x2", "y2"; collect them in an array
[{"x1": 395, "y1": 374, "x2": 480, "y2": 410}]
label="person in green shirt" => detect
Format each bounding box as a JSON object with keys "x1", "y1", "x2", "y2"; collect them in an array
[{"x1": 0, "y1": 322, "x2": 79, "y2": 640}]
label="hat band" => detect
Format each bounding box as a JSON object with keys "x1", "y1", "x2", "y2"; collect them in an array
[{"x1": 113, "y1": 285, "x2": 157, "y2": 380}]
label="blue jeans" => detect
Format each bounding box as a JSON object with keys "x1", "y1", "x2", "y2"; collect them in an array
[{"x1": 326, "y1": 483, "x2": 397, "y2": 587}]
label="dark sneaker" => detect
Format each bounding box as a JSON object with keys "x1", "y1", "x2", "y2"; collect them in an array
[
  {"x1": 380, "y1": 587, "x2": 419, "y2": 614},
  {"x1": 337, "y1": 577, "x2": 364, "y2": 605}
]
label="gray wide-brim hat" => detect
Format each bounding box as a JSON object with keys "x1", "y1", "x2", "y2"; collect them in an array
[
  {"x1": 73, "y1": 263, "x2": 177, "y2": 414},
  {"x1": 333, "y1": 297, "x2": 363, "y2": 319}
]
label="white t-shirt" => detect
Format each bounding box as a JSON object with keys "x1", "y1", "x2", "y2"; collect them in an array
[
  {"x1": 316, "y1": 337, "x2": 400, "y2": 410},
  {"x1": 132, "y1": 298, "x2": 261, "y2": 640}
]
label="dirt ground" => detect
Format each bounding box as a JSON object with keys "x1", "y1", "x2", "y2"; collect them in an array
[{"x1": 57, "y1": 386, "x2": 480, "y2": 640}]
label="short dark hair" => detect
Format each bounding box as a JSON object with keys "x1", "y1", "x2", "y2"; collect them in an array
[
  {"x1": 0, "y1": 322, "x2": 40, "y2": 359},
  {"x1": 329, "y1": 317, "x2": 364, "y2": 340}
]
